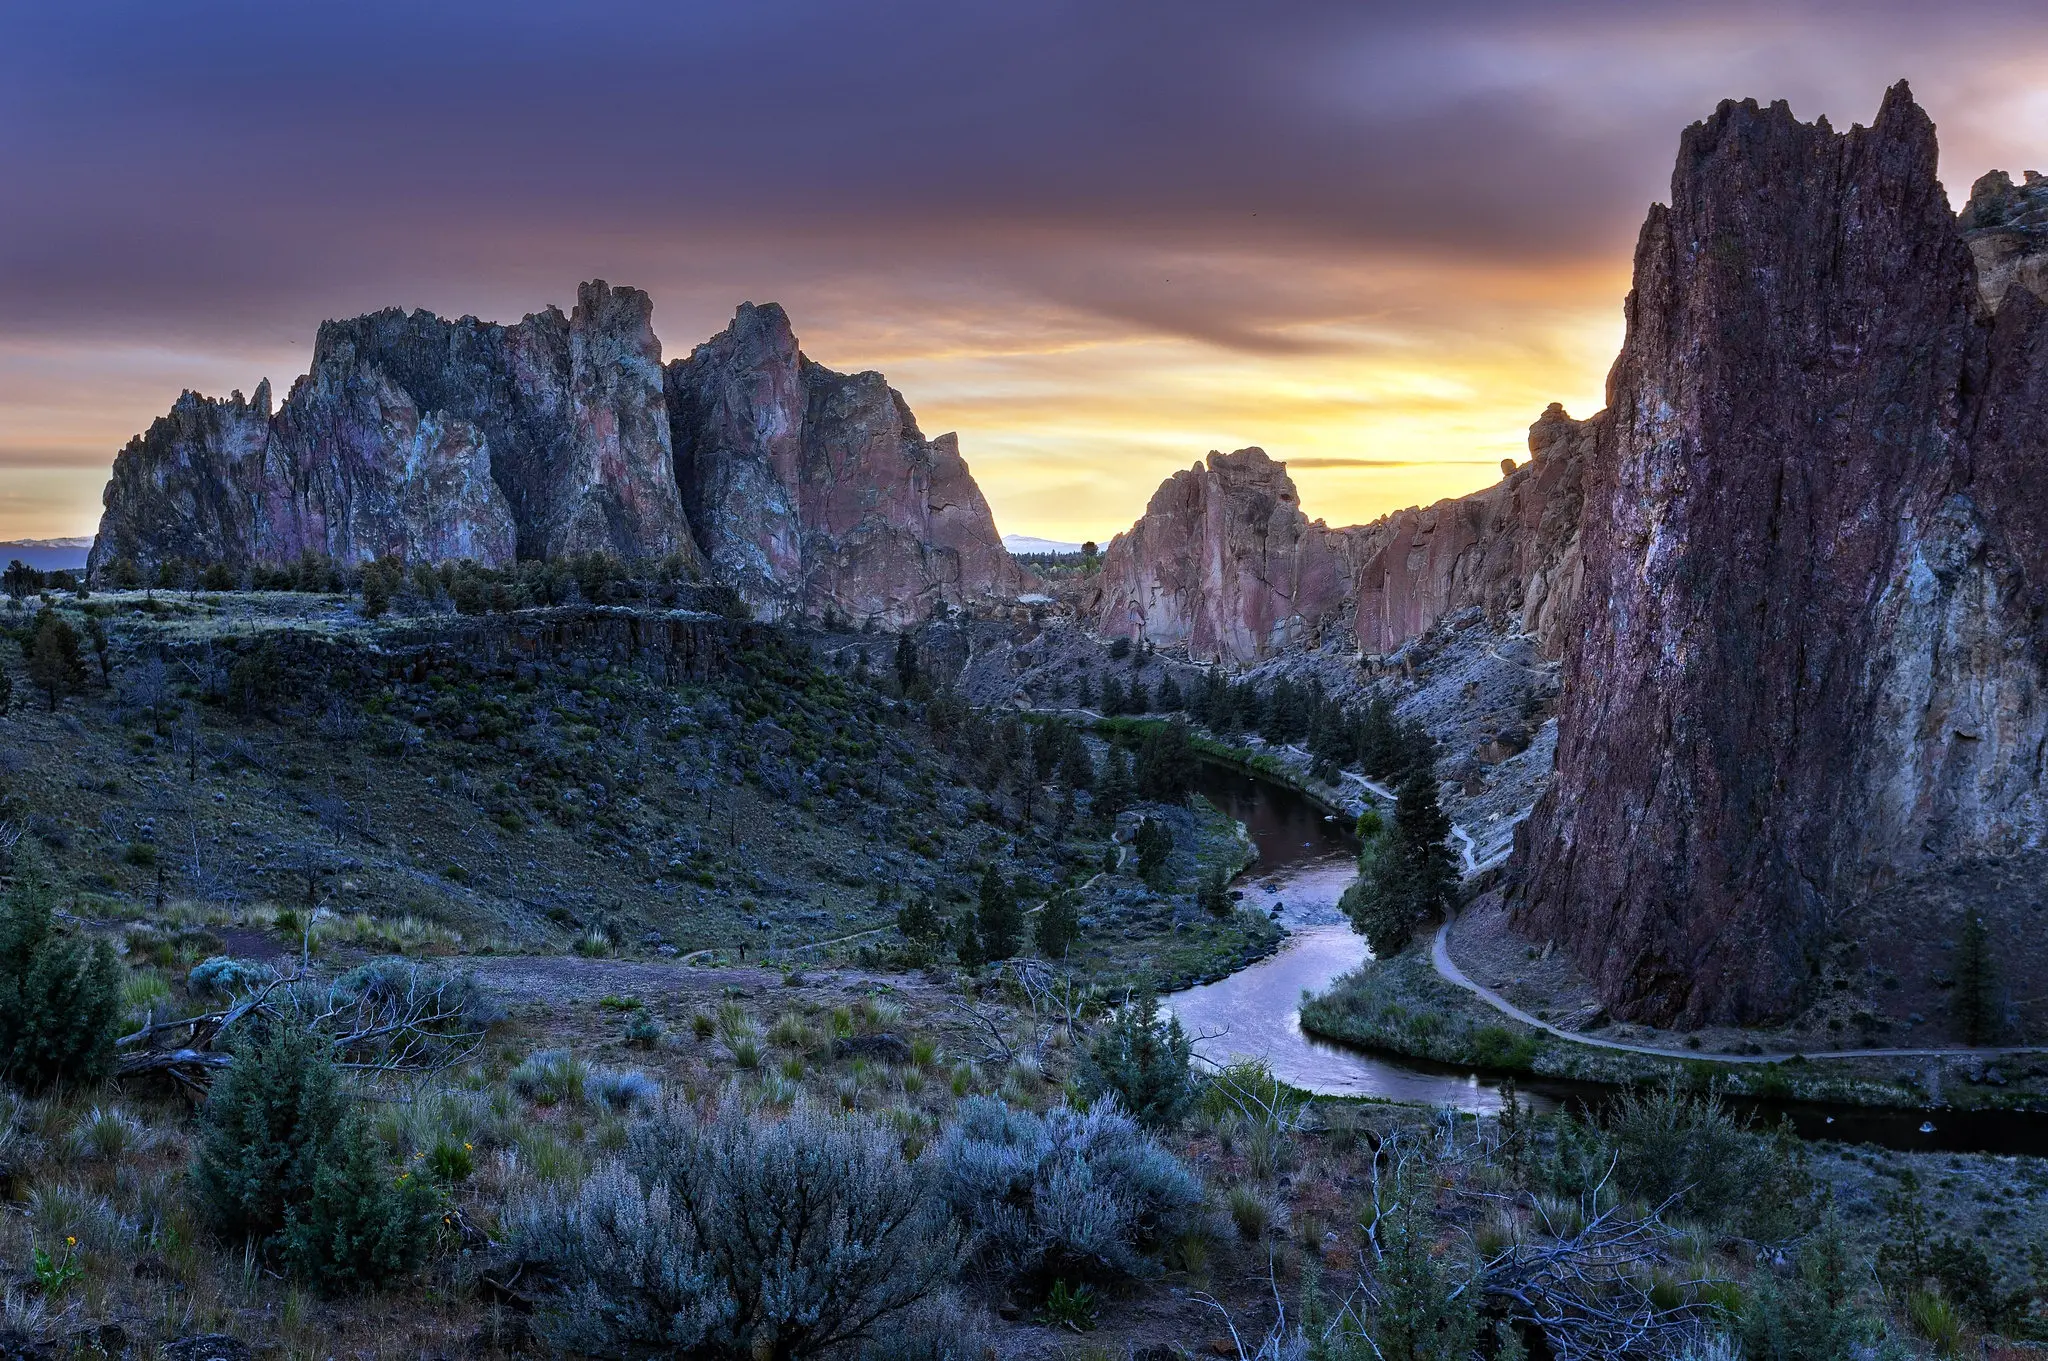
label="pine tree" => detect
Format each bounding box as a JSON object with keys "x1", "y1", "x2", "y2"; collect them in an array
[
  {"x1": 1099, "y1": 675, "x2": 1125, "y2": 717},
  {"x1": 1134, "y1": 817, "x2": 1174, "y2": 885},
  {"x1": 895, "y1": 632, "x2": 920, "y2": 695},
  {"x1": 25, "y1": 613, "x2": 86, "y2": 710},
  {"x1": 1392, "y1": 765, "x2": 1456, "y2": 919},
  {"x1": 977, "y1": 865, "x2": 1022, "y2": 962},
  {"x1": 1034, "y1": 890, "x2": 1082, "y2": 959},
  {"x1": 1198, "y1": 868, "x2": 1230, "y2": 918},
  {"x1": 0, "y1": 869, "x2": 122, "y2": 1090},
  {"x1": 194, "y1": 1021, "x2": 349, "y2": 1245},
  {"x1": 1135, "y1": 719, "x2": 1196, "y2": 802},
  {"x1": 1094, "y1": 747, "x2": 1134, "y2": 822},
  {"x1": 1155, "y1": 673, "x2": 1183, "y2": 712},
  {"x1": 1951, "y1": 911, "x2": 2000, "y2": 1045}
]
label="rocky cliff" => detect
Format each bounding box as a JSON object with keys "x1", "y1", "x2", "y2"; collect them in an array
[
  {"x1": 1089, "y1": 417, "x2": 1586, "y2": 666},
  {"x1": 89, "y1": 288, "x2": 1022, "y2": 625},
  {"x1": 666, "y1": 303, "x2": 1028, "y2": 623},
  {"x1": 1512, "y1": 84, "x2": 2048, "y2": 1026},
  {"x1": 1351, "y1": 405, "x2": 1589, "y2": 659},
  {"x1": 1085, "y1": 448, "x2": 1361, "y2": 662}
]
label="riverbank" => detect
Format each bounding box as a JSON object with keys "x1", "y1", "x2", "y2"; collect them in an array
[{"x1": 1300, "y1": 939, "x2": 2048, "y2": 1117}]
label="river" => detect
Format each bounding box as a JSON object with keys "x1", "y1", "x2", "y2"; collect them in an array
[{"x1": 1166, "y1": 761, "x2": 2048, "y2": 1154}]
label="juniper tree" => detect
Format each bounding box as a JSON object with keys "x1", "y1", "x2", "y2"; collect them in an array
[
  {"x1": 0, "y1": 869, "x2": 122, "y2": 1090},
  {"x1": 1951, "y1": 910, "x2": 2000, "y2": 1044},
  {"x1": 976, "y1": 865, "x2": 1022, "y2": 962},
  {"x1": 25, "y1": 612, "x2": 86, "y2": 710},
  {"x1": 1034, "y1": 890, "x2": 1081, "y2": 959}
]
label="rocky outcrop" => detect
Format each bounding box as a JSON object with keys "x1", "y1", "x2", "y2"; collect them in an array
[
  {"x1": 1352, "y1": 404, "x2": 1588, "y2": 658},
  {"x1": 1091, "y1": 415, "x2": 1586, "y2": 666},
  {"x1": 90, "y1": 288, "x2": 1025, "y2": 625},
  {"x1": 1958, "y1": 169, "x2": 2048, "y2": 312},
  {"x1": 1086, "y1": 448, "x2": 1361, "y2": 662},
  {"x1": 1513, "y1": 85, "x2": 2048, "y2": 1026},
  {"x1": 666, "y1": 303, "x2": 1027, "y2": 625}
]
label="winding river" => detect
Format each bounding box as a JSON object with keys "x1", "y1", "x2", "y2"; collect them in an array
[{"x1": 1166, "y1": 761, "x2": 2048, "y2": 1154}]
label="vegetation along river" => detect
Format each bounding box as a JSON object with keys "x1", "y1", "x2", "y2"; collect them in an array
[{"x1": 1165, "y1": 761, "x2": 2048, "y2": 1155}]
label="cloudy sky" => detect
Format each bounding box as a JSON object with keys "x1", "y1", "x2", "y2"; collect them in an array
[{"x1": 5, "y1": 1, "x2": 2048, "y2": 543}]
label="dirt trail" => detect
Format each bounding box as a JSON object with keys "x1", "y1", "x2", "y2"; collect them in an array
[{"x1": 1430, "y1": 921, "x2": 2048, "y2": 1066}]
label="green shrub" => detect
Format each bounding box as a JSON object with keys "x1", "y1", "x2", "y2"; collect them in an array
[
  {"x1": 1739, "y1": 1216, "x2": 1874, "y2": 1361},
  {"x1": 1077, "y1": 989, "x2": 1192, "y2": 1130},
  {"x1": 282, "y1": 1110, "x2": 437, "y2": 1294},
  {"x1": 0, "y1": 873, "x2": 123, "y2": 1091},
  {"x1": 193, "y1": 1021, "x2": 346, "y2": 1245}
]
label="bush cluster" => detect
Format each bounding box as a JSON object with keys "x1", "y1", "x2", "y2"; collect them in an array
[
  {"x1": 932, "y1": 1095, "x2": 1203, "y2": 1288},
  {"x1": 511, "y1": 1096, "x2": 963, "y2": 1360}
]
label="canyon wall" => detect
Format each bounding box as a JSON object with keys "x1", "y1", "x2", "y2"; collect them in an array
[
  {"x1": 1085, "y1": 448, "x2": 1362, "y2": 662},
  {"x1": 1513, "y1": 84, "x2": 2048, "y2": 1026},
  {"x1": 1090, "y1": 415, "x2": 1587, "y2": 665},
  {"x1": 89, "y1": 289, "x2": 1022, "y2": 626},
  {"x1": 666, "y1": 303, "x2": 1029, "y2": 623}
]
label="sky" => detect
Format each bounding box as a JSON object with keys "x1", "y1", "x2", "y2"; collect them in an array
[{"x1": 5, "y1": 2, "x2": 2048, "y2": 545}]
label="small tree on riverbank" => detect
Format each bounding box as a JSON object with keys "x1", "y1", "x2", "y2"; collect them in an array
[{"x1": 1345, "y1": 769, "x2": 1456, "y2": 958}]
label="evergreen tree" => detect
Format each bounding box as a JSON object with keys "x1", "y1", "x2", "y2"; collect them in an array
[
  {"x1": 282, "y1": 1108, "x2": 437, "y2": 1294},
  {"x1": 84, "y1": 615, "x2": 112, "y2": 685},
  {"x1": 1034, "y1": 890, "x2": 1081, "y2": 959},
  {"x1": 895, "y1": 632, "x2": 920, "y2": 695},
  {"x1": 1078, "y1": 989, "x2": 1192, "y2": 1130},
  {"x1": 1099, "y1": 675, "x2": 1126, "y2": 717},
  {"x1": 1346, "y1": 769, "x2": 1455, "y2": 958},
  {"x1": 0, "y1": 870, "x2": 122, "y2": 1091},
  {"x1": 1124, "y1": 676, "x2": 1147, "y2": 714},
  {"x1": 1, "y1": 561, "x2": 40, "y2": 601},
  {"x1": 1134, "y1": 817, "x2": 1174, "y2": 886},
  {"x1": 953, "y1": 912, "x2": 988, "y2": 969},
  {"x1": 194, "y1": 1021, "x2": 349, "y2": 1245},
  {"x1": 896, "y1": 895, "x2": 945, "y2": 943},
  {"x1": 1951, "y1": 910, "x2": 2000, "y2": 1044},
  {"x1": 1155, "y1": 673, "x2": 1183, "y2": 712},
  {"x1": 976, "y1": 865, "x2": 1022, "y2": 962},
  {"x1": 1198, "y1": 868, "x2": 1230, "y2": 918},
  {"x1": 25, "y1": 613, "x2": 86, "y2": 710},
  {"x1": 1134, "y1": 719, "x2": 1196, "y2": 802},
  {"x1": 1392, "y1": 765, "x2": 1456, "y2": 919},
  {"x1": 1094, "y1": 747, "x2": 1134, "y2": 822}
]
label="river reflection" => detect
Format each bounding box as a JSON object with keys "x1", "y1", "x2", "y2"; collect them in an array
[{"x1": 1166, "y1": 765, "x2": 1549, "y2": 1115}]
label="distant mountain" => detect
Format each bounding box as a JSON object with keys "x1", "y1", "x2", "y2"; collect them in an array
[
  {"x1": 1001, "y1": 534, "x2": 1086, "y2": 555},
  {"x1": 0, "y1": 537, "x2": 92, "y2": 572}
]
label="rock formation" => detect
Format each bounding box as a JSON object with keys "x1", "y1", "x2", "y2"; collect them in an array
[
  {"x1": 89, "y1": 288, "x2": 1024, "y2": 625},
  {"x1": 1086, "y1": 448, "x2": 1361, "y2": 662},
  {"x1": 1090, "y1": 420, "x2": 1586, "y2": 666},
  {"x1": 1513, "y1": 84, "x2": 2048, "y2": 1025},
  {"x1": 1351, "y1": 405, "x2": 1588, "y2": 659},
  {"x1": 666, "y1": 303, "x2": 1028, "y2": 623}
]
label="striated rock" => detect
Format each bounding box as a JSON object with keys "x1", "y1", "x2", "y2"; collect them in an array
[
  {"x1": 667, "y1": 302, "x2": 1028, "y2": 626},
  {"x1": 1352, "y1": 403, "x2": 1588, "y2": 658},
  {"x1": 1513, "y1": 84, "x2": 2048, "y2": 1026},
  {"x1": 1085, "y1": 448, "x2": 1360, "y2": 662},
  {"x1": 89, "y1": 289, "x2": 1025, "y2": 624}
]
